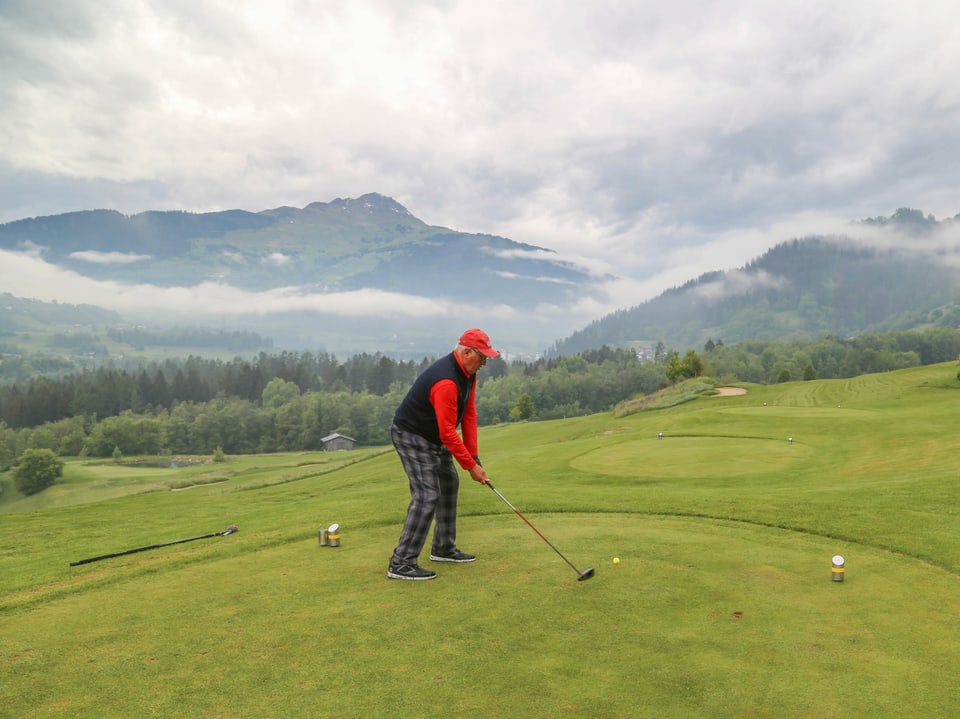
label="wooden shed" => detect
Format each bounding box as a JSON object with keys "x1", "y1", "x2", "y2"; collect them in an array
[{"x1": 320, "y1": 433, "x2": 356, "y2": 451}]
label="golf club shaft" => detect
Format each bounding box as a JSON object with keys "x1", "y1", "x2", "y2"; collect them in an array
[
  {"x1": 485, "y1": 481, "x2": 583, "y2": 574},
  {"x1": 70, "y1": 526, "x2": 236, "y2": 566}
]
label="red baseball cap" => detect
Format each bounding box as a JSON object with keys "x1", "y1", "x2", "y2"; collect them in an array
[{"x1": 459, "y1": 328, "x2": 498, "y2": 357}]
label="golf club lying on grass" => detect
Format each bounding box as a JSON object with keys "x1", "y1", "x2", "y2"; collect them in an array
[
  {"x1": 485, "y1": 481, "x2": 594, "y2": 581},
  {"x1": 70, "y1": 525, "x2": 238, "y2": 566}
]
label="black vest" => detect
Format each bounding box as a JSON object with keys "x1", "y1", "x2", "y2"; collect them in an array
[{"x1": 394, "y1": 352, "x2": 475, "y2": 445}]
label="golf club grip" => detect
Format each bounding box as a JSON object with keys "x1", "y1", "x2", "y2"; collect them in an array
[
  {"x1": 69, "y1": 543, "x2": 163, "y2": 566},
  {"x1": 70, "y1": 527, "x2": 235, "y2": 566}
]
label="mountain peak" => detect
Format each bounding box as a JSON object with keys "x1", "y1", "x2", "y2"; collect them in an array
[
  {"x1": 857, "y1": 207, "x2": 957, "y2": 235},
  {"x1": 304, "y1": 193, "x2": 414, "y2": 218}
]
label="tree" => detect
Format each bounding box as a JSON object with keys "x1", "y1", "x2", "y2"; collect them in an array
[
  {"x1": 83, "y1": 413, "x2": 165, "y2": 457},
  {"x1": 664, "y1": 351, "x2": 682, "y2": 383},
  {"x1": 14, "y1": 448, "x2": 64, "y2": 495},
  {"x1": 261, "y1": 377, "x2": 300, "y2": 409},
  {"x1": 654, "y1": 341, "x2": 667, "y2": 363},
  {"x1": 366, "y1": 355, "x2": 396, "y2": 395},
  {"x1": 510, "y1": 393, "x2": 534, "y2": 421},
  {"x1": 0, "y1": 421, "x2": 14, "y2": 470},
  {"x1": 679, "y1": 350, "x2": 705, "y2": 379}
]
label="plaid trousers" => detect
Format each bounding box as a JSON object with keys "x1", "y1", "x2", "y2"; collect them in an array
[{"x1": 389, "y1": 423, "x2": 460, "y2": 566}]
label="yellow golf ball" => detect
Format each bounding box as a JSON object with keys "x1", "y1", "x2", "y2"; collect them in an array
[{"x1": 613, "y1": 557, "x2": 620, "y2": 566}]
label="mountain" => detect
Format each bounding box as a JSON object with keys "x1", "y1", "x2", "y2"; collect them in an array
[
  {"x1": 0, "y1": 193, "x2": 597, "y2": 354},
  {"x1": 552, "y1": 231, "x2": 960, "y2": 355},
  {"x1": 0, "y1": 193, "x2": 587, "y2": 303},
  {"x1": 0, "y1": 293, "x2": 123, "y2": 333},
  {"x1": 3, "y1": 198, "x2": 958, "y2": 358}
]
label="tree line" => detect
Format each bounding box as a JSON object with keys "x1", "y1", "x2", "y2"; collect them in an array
[
  {"x1": 1, "y1": 328, "x2": 958, "y2": 472},
  {"x1": 701, "y1": 327, "x2": 960, "y2": 384},
  {"x1": 0, "y1": 351, "x2": 433, "y2": 429}
]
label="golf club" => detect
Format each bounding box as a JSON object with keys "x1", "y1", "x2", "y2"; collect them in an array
[
  {"x1": 70, "y1": 525, "x2": 238, "y2": 566},
  {"x1": 485, "y1": 481, "x2": 594, "y2": 581}
]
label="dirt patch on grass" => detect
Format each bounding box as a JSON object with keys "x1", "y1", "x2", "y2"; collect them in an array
[{"x1": 713, "y1": 386, "x2": 747, "y2": 397}]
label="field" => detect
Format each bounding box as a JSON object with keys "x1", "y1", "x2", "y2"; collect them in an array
[{"x1": 1, "y1": 364, "x2": 959, "y2": 718}]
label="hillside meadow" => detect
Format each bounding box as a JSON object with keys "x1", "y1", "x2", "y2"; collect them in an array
[{"x1": 1, "y1": 363, "x2": 958, "y2": 718}]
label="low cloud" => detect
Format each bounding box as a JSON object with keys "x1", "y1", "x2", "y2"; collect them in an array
[
  {"x1": 842, "y1": 217, "x2": 960, "y2": 265},
  {"x1": 690, "y1": 269, "x2": 789, "y2": 301},
  {"x1": 0, "y1": 248, "x2": 511, "y2": 322},
  {"x1": 221, "y1": 250, "x2": 246, "y2": 264},
  {"x1": 485, "y1": 246, "x2": 615, "y2": 280},
  {"x1": 261, "y1": 252, "x2": 294, "y2": 267},
  {"x1": 494, "y1": 270, "x2": 574, "y2": 285},
  {"x1": 16, "y1": 240, "x2": 47, "y2": 257},
  {"x1": 68, "y1": 250, "x2": 153, "y2": 264}
]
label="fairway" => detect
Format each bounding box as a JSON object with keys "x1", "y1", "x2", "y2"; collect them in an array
[
  {"x1": 2, "y1": 364, "x2": 959, "y2": 718},
  {"x1": 572, "y1": 436, "x2": 809, "y2": 480}
]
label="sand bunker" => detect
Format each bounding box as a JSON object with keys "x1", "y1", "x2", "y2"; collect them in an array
[{"x1": 713, "y1": 386, "x2": 747, "y2": 396}]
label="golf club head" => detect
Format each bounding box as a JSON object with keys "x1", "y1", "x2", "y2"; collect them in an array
[
  {"x1": 577, "y1": 567, "x2": 595, "y2": 581},
  {"x1": 223, "y1": 525, "x2": 239, "y2": 535}
]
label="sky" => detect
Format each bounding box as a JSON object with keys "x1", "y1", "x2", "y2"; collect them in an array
[{"x1": 2, "y1": 0, "x2": 960, "y2": 344}]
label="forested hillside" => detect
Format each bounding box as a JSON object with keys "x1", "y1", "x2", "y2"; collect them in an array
[
  {"x1": 0, "y1": 293, "x2": 123, "y2": 332},
  {"x1": 554, "y1": 234, "x2": 960, "y2": 355}
]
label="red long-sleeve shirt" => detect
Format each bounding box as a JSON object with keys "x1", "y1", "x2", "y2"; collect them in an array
[{"x1": 428, "y1": 352, "x2": 479, "y2": 470}]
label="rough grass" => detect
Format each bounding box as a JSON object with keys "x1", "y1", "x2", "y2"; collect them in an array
[
  {"x1": 613, "y1": 376, "x2": 719, "y2": 415},
  {"x1": 1, "y1": 363, "x2": 959, "y2": 718}
]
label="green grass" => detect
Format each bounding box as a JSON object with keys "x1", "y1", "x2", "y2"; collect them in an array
[{"x1": 2, "y1": 363, "x2": 959, "y2": 718}]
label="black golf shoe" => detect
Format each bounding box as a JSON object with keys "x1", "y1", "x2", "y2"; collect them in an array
[
  {"x1": 429, "y1": 549, "x2": 476, "y2": 563},
  {"x1": 386, "y1": 563, "x2": 437, "y2": 580}
]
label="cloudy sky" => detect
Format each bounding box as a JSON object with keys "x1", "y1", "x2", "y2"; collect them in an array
[{"x1": 2, "y1": 0, "x2": 959, "y2": 342}]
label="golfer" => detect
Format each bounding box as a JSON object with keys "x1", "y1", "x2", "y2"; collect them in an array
[{"x1": 387, "y1": 328, "x2": 498, "y2": 580}]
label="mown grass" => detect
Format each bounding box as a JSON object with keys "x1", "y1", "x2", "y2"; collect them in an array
[
  {"x1": 1, "y1": 363, "x2": 959, "y2": 718},
  {"x1": 0, "y1": 447, "x2": 393, "y2": 515}
]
